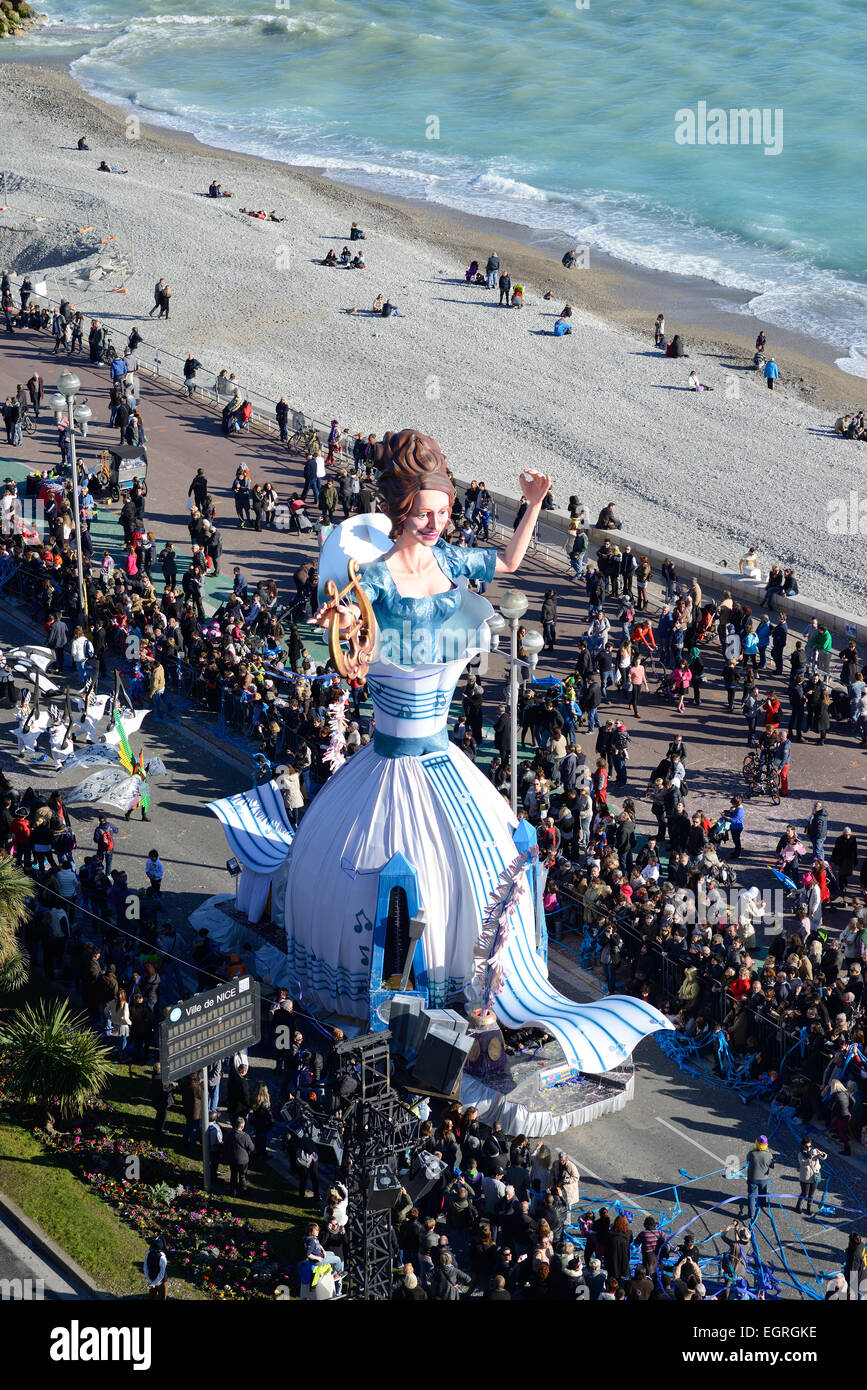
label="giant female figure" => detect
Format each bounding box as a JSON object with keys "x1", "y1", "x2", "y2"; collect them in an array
[{"x1": 284, "y1": 431, "x2": 670, "y2": 1072}]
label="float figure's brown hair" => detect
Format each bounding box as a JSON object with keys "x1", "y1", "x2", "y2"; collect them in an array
[{"x1": 373, "y1": 430, "x2": 455, "y2": 538}]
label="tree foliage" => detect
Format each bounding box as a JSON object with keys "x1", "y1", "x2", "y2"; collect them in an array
[{"x1": 0, "y1": 999, "x2": 112, "y2": 1117}]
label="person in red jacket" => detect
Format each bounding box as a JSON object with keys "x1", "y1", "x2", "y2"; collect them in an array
[
  {"x1": 762, "y1": 693, "x2": 782, "y2": 729},
  {"x1": 10, "y1": 810, "x2": 30, "y2": 865},
  {"x1": 591, "y1": 758, "x2": 608, "y2": 809},
  {"x1": 631, "y1": 619, "x2": 657, "y2": 651}
]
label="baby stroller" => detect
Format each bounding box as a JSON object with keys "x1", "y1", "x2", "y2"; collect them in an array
[
  {"x1": 830, "y1": 688, "x2": 850, "y2": 724},
  {"x1": 711, "y1": 857, "x2": 738, "y2": 890},
  {"x1": 709, "y1": 814, "x2": 731, "y2": 848},
  {"x1": 696, "y1": 603, "x2": 717, "y2": 644},
  {"x1": 654, "y1": 669, "x2": 675, "y2": 701}
]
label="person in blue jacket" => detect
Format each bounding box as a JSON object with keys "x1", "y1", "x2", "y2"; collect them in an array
[
  {"x1": 764, "y1": 357, "x2": 779, "y2": 390},
  {"x1": 728, "y1": 795, "x2": 745, "y2": 860},
  {"x1": 742, "y1": 624, "x2": 760, "y2": 669},
  {"x1": 554, "y1": 317, "x2": 573, "y2": 337},
  {"x1": 804, "y1": 802, "x2": 828, "y2": 862}
]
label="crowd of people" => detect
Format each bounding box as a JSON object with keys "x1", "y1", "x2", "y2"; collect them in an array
[{"x1": 0, "y1": 269, "x2": 865, "y2": 1302}]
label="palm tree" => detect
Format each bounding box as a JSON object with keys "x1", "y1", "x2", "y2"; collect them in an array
[
  {"x1": 0, "y1": 999, "x2": 112, "y2": 1117},
  {"x1": 0, "y1": 946, "x2": 30, "y2": 994},
  {"x1": 0, "y1": 854, "x2": 32, "y2": 975}
]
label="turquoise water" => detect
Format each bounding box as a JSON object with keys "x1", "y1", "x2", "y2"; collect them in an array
[{"x1": 15, "y1": 0, "x2": 867, "y2": 374}]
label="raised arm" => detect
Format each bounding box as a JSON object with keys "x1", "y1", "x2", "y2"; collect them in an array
[{"x1": 495, "y1": 470, "x2": 553, "y2": 576}]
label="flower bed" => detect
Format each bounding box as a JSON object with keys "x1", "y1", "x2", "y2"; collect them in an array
[
  {"x1": 81, "y1": 1173, "x2": 290, "y2": 1299},
  {"x1": 1, "y1": 1088, "x2": 297, "y2": 1299}
]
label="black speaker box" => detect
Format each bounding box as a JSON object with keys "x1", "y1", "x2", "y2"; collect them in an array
[
  {"x1": 410, "y1": 1024, "x2": 473, "y2": 1096},
  {"x1": 286, "y1": 1115, "x2": 344, "y2": 1166},
  {"x1": 311, "y1": 1122, "x2": 344, "y2": 1166},
  {"x1": 405, "y1": 1152, "x2": 448, "y2": 1203},
  {"x1": 368, "y1": 1164, "x2": 402, "y2": 1211},
  {"x1": 389, "y1": 994, "x2": 424, "y2": 1060}
]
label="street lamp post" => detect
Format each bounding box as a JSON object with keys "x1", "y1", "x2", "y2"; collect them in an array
[
  {"x1": 73, "y1": 400, "x2": 92, "y2": 439},
  {"x1": 495, "y1": 591, "x2": 544, "y2": 816},
  {"x1": 55, "y1": 370, "x2": 86, "y2": 622},
  {"x1": 497, "y1": 590, "x2": 527, "y2": 815}
]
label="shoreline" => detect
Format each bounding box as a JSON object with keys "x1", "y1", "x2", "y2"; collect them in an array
[
  {"x1": 4, "y1": 51, "x2": 860, "y2": 411},
  {"x1": 1, "y1": 59, "x2": 865, "y2": 618}
]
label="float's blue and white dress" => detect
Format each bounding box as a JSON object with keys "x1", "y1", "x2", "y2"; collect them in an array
[{"x1": 284, "y1": 524, "x2": 671, "y2": 1072}]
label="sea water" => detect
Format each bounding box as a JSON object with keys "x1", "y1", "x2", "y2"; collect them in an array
[{"x1": 14, "y1": 0, "x2": 867, "y2": 376}]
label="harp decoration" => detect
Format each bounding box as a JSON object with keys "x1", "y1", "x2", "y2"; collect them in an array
[{"x1": 323, "y1": 558, "x2": 375, "y2": 681}]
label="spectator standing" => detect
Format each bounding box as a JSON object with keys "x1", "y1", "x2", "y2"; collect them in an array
[
  {"x1": 805, "y1": 802, "x2": 828, "y2": 862},
  {"x1": 145, "y1": 849, "x2": 164, "y2": 895},
  {"x1": 144, "y1": 1238, "x2": 168, "y2": 1301},
  {"x1": 92, "y1": 815, "x2": 118, "y2": 877},
  {"x1": 729, "y1": 796, "x2": 745, "y2": 860},
  {"x1": 228, "y1": 1117, "x2": 255, "y2": 1195},
  {"x1": 183, "y1": 353, "x2": 202, "y2": 398},
  {"x1": 746, "y1": 1135, "x2": 774, "y2": 1221}
]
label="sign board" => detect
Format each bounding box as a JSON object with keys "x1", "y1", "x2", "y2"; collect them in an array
[{"x1": 159, "y1": 978, "x2": 261, "y2": 1083}]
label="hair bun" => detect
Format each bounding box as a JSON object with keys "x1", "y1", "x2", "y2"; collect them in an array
[
  {"x1": 374, "y1": 430, "x2": 449, "y2": 483},
  {"x1": 373, "y1": 430, "x2": 455, "y2": 537}
]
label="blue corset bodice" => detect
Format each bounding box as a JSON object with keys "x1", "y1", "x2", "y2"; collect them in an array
[{"x1": 357, "y1": 541, "x2": 497, "y2": 756}]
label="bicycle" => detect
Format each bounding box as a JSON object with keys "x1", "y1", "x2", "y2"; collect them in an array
[
  {"x1": 643, "y1": 650, "x2": 666, "y2": 682},
  {"x1": 743, "y1": 753, "x2": 781, "y2": 805},
  {"x1": 287, "y1": 425, "x2": 321, "y2": 455},
  {"x1": 21, "y1": 412, "x2": 35, "y2": 435}
]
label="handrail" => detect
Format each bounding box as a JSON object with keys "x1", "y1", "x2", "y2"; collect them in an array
[
  {"x1": 490, "y1": 520, "x2": 572, "y2": 576},
  {"x1": 132, "y1": 337, "x2": 335, "y2": 443}
]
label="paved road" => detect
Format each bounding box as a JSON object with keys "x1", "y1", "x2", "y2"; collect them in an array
[
  {"x1": 541, "y1": 957, "x2": 867, "y2": 1298},
  {"x1": 0, "y1": 1212, "x2": 82, "y2": 1300}
]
